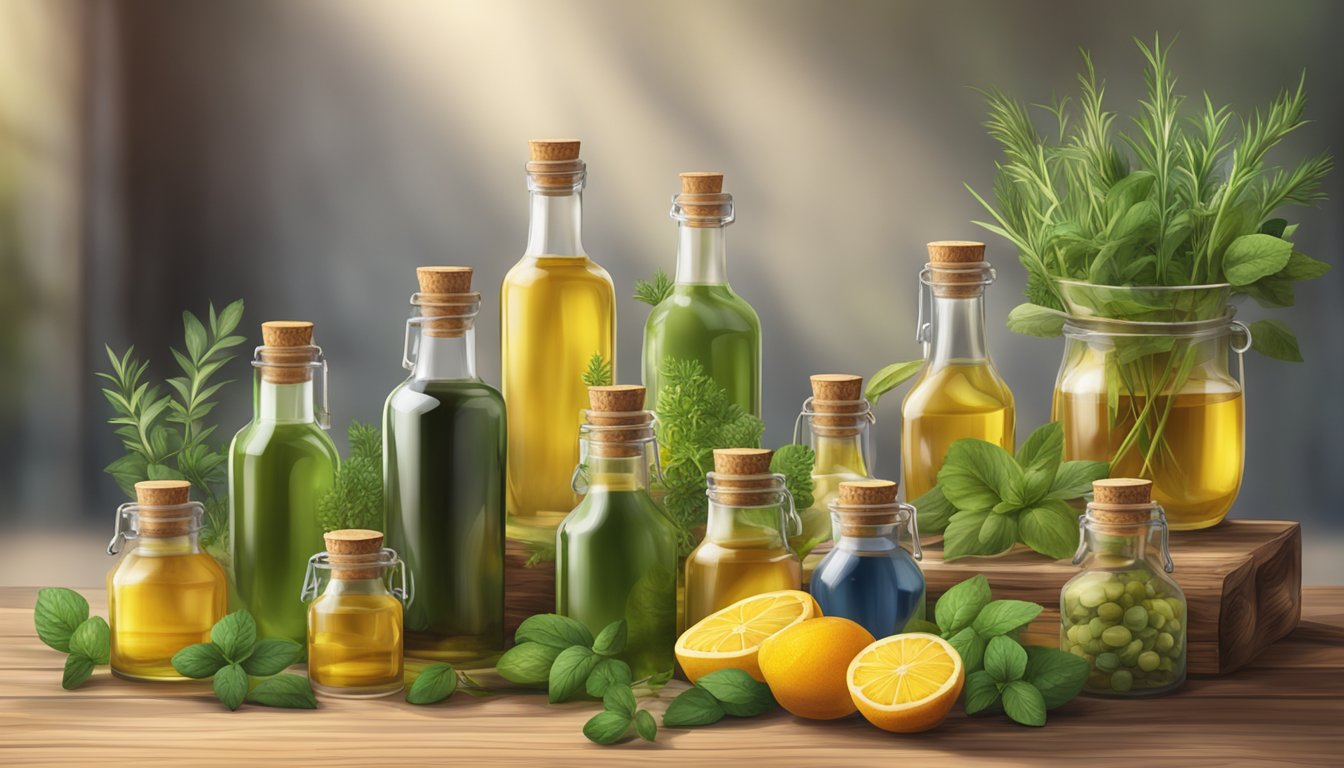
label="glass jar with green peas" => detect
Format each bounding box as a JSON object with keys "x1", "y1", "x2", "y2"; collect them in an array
[{"x1": 1060, "y1": 478, "x2": 1186, "y2": 697}]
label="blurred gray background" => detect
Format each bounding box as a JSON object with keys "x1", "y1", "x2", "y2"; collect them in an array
[{"x1": 2, "y1": 0, "x2": 1341, "y2": 584}]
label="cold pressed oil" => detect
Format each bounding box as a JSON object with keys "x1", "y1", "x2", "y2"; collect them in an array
[{"x1": 793, "y1": 375, "x2": 874, "y2": 559}]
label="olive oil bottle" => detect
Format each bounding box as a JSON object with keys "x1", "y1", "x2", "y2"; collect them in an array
[{"x1": 792, "y1": 374, "x2": 875, "y2": 561}]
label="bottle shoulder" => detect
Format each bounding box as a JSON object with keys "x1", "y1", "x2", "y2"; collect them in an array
[
  {"x1": 387, "y1": 379, "x2": 506, "y2": 413},
  {"x1": 645, "y1": 285, "x2": 762, "y2": 330},
  {"x1": 231, "y1": 420, "x2": 340, "y2": 460}
]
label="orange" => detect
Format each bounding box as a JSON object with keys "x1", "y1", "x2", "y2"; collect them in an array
[
  {"x1": 757, "y1": 616, "x2": 876, "y2": 720},
  {"x1": 847, "y1": 632, "x2": 964, "y2": 733},
  {"x1": 674, "y1": 590, "x2": 820, "y2": 683}
]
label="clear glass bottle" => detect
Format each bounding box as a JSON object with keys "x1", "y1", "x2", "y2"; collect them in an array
[
  {"x1": 1061, "y1": 479, "x2": 1187, "y2": 697},
  {"x1": 684, "y1": 449, "x2": 802, "y2": 630},
  {"x1": 302, "y1": 529, "x2": 411, "y2": 698},
  {"x1": 107, "y1": 480, "x2": 228, "y2": 681},
  {"x1": 385, "y1": 267, "x2": 505, "y2": 665},
  {"x1": 229, "y1": 321, "x2": 340, "y2": 643},
  {"x1": 902, "y1": 241, "x2": 1015, "y2": 501},
  {"x1": 811, "y1": 480, "x2": 925, "y2": 639},
  {"x1": 642, "y1": 172, "x2": 761, "y2": 416},
  {"x1": 502, "y1": 139, "x2": 616, "y2": 551},
  {"x1": 556, "y1": 385, "x2": 678, "y2": 681},
  {"x1": 792, "y1": 374, "x2": 875, "y2": 561}
]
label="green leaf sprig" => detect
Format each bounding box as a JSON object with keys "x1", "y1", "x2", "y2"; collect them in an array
[
  {"x1": 662, "y1": 668, "x2": 776, "y2": 727},
  {"x1": 581, "y1": 351, "x2": 614, "y2": 387},
  {"x1": 864, "y1": 359, "x2": 925, "y2": 405},
  {"x1": 633, "y1": 269, "x2": 674, "y2": 306},
  {"x1": 34, "y1": 588, "x2": 110, "y2": 689},
  {"x1": 171, "y1": 610, "x2": 313, "y2": 710},
  {"x1": 915, "y1": 422, "x2": 1108, "y2": 560},
  {"x1": 316, "y1": 420, "x2": 383, "y2": 532},
  {"x1": 405, "y1": 663, "x2": 489, "y2": 705}
]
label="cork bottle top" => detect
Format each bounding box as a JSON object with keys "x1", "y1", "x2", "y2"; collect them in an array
[
  {"x1": 259, "y1": 321, "x2": 317, "y2": 384},
  {"x1": 712, "y1": 448, "x2": 777, "y2": 507},
  {"x1": 527, "y1": 138, "x2": 584, "y2": 191},
  {"x1": 837, "y1": 479, "x2": 899, "y2": 506},
  {"x1": 261, "y1": 321, "x2": 313, "y2": 347},
  {"x1": 585, "y1": 385, "x2": 653, "y2": 458},
  {"x1": 927, "y1": 240, "x2": 988, "y2": 298},
  {"x1": 834, "y1": 479, "x2": 901, "y2": 535},
  {"x1": 324, "y1": 529, "x2": 385, "y2": 580},
  {"x1": 675, "y1": 171, "x2": 731, "y2": 227},
  {"x1": 133, "y1": 480, "x2": 193, "y2": 537},
  {"x1": 809, "y1": 373, "x2": 868, "y2": 437},
  {"x1": 1089, "y1": 478, "x2": 1155, "y2": 525},
  {"x1": 135, "y1": 480, "x2": 191, "y2": 506},
  {"x1": 415, "y1": 266, "x2": 479, "y2": 338}
]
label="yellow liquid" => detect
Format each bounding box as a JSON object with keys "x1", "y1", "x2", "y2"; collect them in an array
[
  {"x1": 684, "y1": 541, "x2": 801, "y2": 630},
  {"x1": 502, "y1": 255, "x2": 616, "y2": 547},
  {"x1": 902, "y1": 363, "x2": 1015, "y2": 501},
  {"x1": 797, "y1": 436, "x2": 869, "y2": 554},
  {"x1": 307, "y1": 586, "x2": 404, "y2": 697},
  {"x1": 107, "y1": 540, "x2": 228, "y2": 681},
  {"x1": 1053, "y1": 388, "x2": 1243, "y2": 529}
]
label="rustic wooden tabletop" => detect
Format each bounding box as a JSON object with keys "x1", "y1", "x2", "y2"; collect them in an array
[{"x1": 2, "y1": 586, "x2": 1341, "y2": 767}]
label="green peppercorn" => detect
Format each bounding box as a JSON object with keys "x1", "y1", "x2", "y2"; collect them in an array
[
  {"x1": 1111, "y1": 669, "x2": 1133, "y2": 692},
  {"x1": 1098, "y1": 602, "x2": 1123, "y2": 621},
  {"x1": 1095, "y1": 652, "x2": 1120, "y2": 672},
  {"x1": 1102, "y1": 625, "x2": 1132, "y2": 647},
  {"x1": 1124, "y1": 605, "x2": 1148, "y2": 631},
  {"x1": 1138, "y1": 651, "x2": 1160, "y2": 672}
]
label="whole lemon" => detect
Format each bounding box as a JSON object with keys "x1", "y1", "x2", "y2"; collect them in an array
[{"x1": 758, "y1": 616, "x2": 876, "y2": 720}]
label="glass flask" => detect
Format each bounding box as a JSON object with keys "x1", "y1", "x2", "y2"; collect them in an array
[{"x1": 792, "y1": 374, "x2": 875, "y2": 561}]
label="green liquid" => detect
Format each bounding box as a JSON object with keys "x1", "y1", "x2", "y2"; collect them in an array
[
  {"x1": 557, "y1": 483, "x2": 678, "y2": 680},
  {"x1": 642, "y1": 284, "x2": 761, "y2": 416},
  {"x1": 230, "y1": 420, "x2": 338, "y2": 643},
  {"x1": 385, "y1": 380, "x2": 506, "y2": 664}
]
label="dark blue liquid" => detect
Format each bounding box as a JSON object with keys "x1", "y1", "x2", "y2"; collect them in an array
[{"x1": 810, "y1": 543, "x2": 926, "y2": 639}]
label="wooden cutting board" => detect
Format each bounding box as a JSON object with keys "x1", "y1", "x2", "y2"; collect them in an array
[{"x1": 919, "y1": 520, "x2": 1302, "y2": 675}]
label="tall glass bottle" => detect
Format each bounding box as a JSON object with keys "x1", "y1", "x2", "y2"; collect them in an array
[
  {"x1": 385, "y1": 266, "x2": 505, "y2": 664},
  {"x1": 642, "y1": 172, "x2": 761, "y2": 416},
  {"x1": 107, "y1": 480, "x2": 228, "y2": 681},
  {"x1": 556, "y1": 385, "x2": 678, "y2": 681},
  {"x1": 902, "y1": 241, "x2": 1015, "y2": 500},
  {"x1": 792, "y1": 374, "x2": 875, "y2": 560},
  {"x1": 502, "y1": 139, "x2": 616, "y2": 551},
  {"x1": 229, "y1": 321, "x2": 339, "y2": 643}
]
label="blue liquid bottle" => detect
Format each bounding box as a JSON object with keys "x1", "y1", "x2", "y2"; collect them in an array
[{"x1": 810, "y1": 479, "x2": 925, "y2": 638}]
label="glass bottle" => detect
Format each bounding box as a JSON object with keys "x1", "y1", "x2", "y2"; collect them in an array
[
  {"x1": 1061, "y1": 479, "x2": 1187, "y2": 697},
  {"x1": 902, "y1": 241, "x2": 1015, "y2": 501},
  {"x1": 384, "y1": 267, "x2": 505, "y2": 665},
  {"x1": 107, "y1": 480, "x2": 228, "y2": 681},
  {"x1": 642, "y1": 172, "x2": 761, "y2": 416},
  {"x1": 684, "y1": 448, "x2": 802, "y2": 630},
  {"x1": 811, "y1": 479, "x2": 925, "y2": 639},
  {"x1": 302, "y1": 529, "x2": 411, "y2": 698},
  {"x1": 229, "y1": 321, "x2": 339, "y2": 643},
  {"x1": 502, "y1": 139, "x2": 616, "y2": 551},
  {"x1": 792, "y1": 374, "x2": 875, "y2": 561},
  {"x1": 556, "y1": 385, "x2": 678, "y2": 681}
]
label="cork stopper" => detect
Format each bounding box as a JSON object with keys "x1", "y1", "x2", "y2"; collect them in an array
[
  {"x1": 712, "y1": 448, "x2": 777, "y2": 506},
  {"x1": 527, "y1": 138, "x2": 584, "y2": 191},
  {"x1": 1089, "y1": 478, "x2": 1155, "y2": 525},
  {"x1": 134, "y1": 480, "x2": 193, "y2": 537},
  {"x1": 809, "y1": 374, "x2": 868, "y2": 437},
  {"x1": 675, "y1": 171, "x2": 731, "y2": 227},
  {"x1": 586, "y1": 385, "x2": 653, "y2": 458},
  {"x1": 838, "y1": 479, "x2": 899, "y2": 506},
  {"x1": 928, "y1": 241, "x2": 988, "y2": 298},
  {"x1": 415, "y1": 266, "x2": 479, "y2": 338},
  {"x1": 324, "y1": 529, "x2": 385, "y2": 580},
  {"x1": 259, "y1": 321, "x2": 316, "y2": 384},
  {"x1": 835, "y1": 480, "x2": 901, "y2": 536}
]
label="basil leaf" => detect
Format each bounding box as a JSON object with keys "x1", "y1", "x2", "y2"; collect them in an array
[
  {"x1": 1024, "y1": 646, "x2": 1090, "y2": 710},
  {"x1": 695, "y1": 668, "x2": 776, "y2": 717},
  {"x1": 210, "y1": 611, "x2": 257, "y2": 663},
  {"x1": 586, "y1": 658, "x2": 633, "y2": 698},
  {"x1": 34, "y1": 588, "x2": 90, "y2": 653},
  {"x1": 943, "y1": 510, "x2": 997, "y2": 561},
  {"x1": 213, "y1": 662, "x2": 248, "y2": 711},
  {"x1": 603, "y1": 684, "x2": 637, "y2": 718},
  {"x1": 69, "y1": 617, "x2": 110, "y2": 665},
  {"x1": 962, "y1": 670, "x2": 1001, "y2": 714},
  {"x1": 1016, "y1": 422, "x2": 1062, "y2": 477},
  {"x1": 1019, "y1": 500, "x2": 1082, "y2": 560},
  {"x1": 1249, "y1": 319, "x2": 1303, "y2": 362},
  {"x1": 947, "y1": 626, "x2": 987, "y2": 673},
  {"x1": 972, "y1": 600, "x2": 1043, "y2": 638},
  {"x1": 643, "y1": 669, "x2": 674, "y2": 690},
  {"x1": 634, "y1": 709, "x2": 657, "y2": 742},
  {"x1": 241, "y1": 638, "x2": 303, "y2": 677},
  {"x1": 1224, "y1": 233, "x2": 1293, "y2": 286},
  {"x1": 496, "y1": 641, "x2": 563, "y2": 685},
  {"x1": 934, "y1": 574, "x2": 991, "y2": 636},
  {"x1": 662, "y1": 686, "x2": 725, "y2": 727},
  {"x1": 984, "y1": 636, "x2": 1028, "y2": 684},
  {"x1": 977, "y1": 512, "x2": 1017, "y2": 553},
  {"x1": 865, "y1": 360, "x2": 925, "y2": 405},
  {"x1": 62, "y1": 653, "x2": 96, "y2": 690},
  {"x1": 910, "y1": 484, "x2": 955, "y2": 534},
  {"x1": 1002, "y1": 680, "x2": 1047, "y2": 727},
  {"x1": 406, "y1": 663, "x2": 458, "y2": 705},
  {"x1": 592, "y1": 620, "x2": 628, "y2": 657},
  {"x1": 1045, "y1": 460, "x2": 1110, "y2": 501},
  {"x1": 938, "y1": 439, "x2": 1020, "y2": 511},
  {"x1": 247, "y1": 673, "x2": 317, "y2": 709},
  {"x1": 1006, "y1": 303, "x2": 1064, "y2": 338},
  {"x1": 173, "y1": 642, "x2": 230, "y2": 679},
  {"x1": 548, "y1": 646, "x2": 600, "y2": 703},
  {"x1": 583, "y1": 710, "x2": 631, "y2": 745},
  {"x1": 515, "y1": 613, "x2": 594, "y2": 649},
  {"x1": 1278, "y1": 251, "x2": 1331, "y2": 281},
  {"x1": 904, "y1": 619, "x2": 942, "y2": 635}
]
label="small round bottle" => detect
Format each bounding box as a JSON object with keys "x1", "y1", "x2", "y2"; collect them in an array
[
  {"x1": 810, "y1": 479, "x2": 925, "y2": 638},
  {"x1": 302, "y1": 529, "x2": 411, "y2": 698},
  {"x1": 1061, "y1": 479, "x2": 1187, "y2": 697},
  {"x1": 107, "y1": 480, "x2": 229, "y2": 681},
  {"x1": 792, "y1": 374, "x2": 876, "y2": 561}
]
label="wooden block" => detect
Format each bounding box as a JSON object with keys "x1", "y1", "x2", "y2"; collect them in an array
[
  {"x1": 918, "y1": 520, "x2": 1302, "y2": 676},
  {"x1": 504, "y1": 539, "x2": 555, "y2": 638}
]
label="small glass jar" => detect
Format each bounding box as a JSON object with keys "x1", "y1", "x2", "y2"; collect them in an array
[
  {"x1": 302, "y1": 530, "x2": 412, "y2": 698},
  {"x1": 811, "y1": 480, "x2": 924, "y2": 638},
  {"x1": 1061, "y1": 479, "x2": 1187, "y2": 697},
  {"x1": 792, "y1": 374, "x2": 876, "y2": 561}
]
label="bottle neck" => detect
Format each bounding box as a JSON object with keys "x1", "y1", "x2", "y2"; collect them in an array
[
  {"x1": 928, "y1": 293, "x2": 989, "y2": 368},
  {"x1": 675, "y1": 224, "x2": 728, "y2": 285},
  {"x1": 412, "y1": 328, "x2": 477, "y2": 381},
  {"x1": 810, "y1": 429, "x2": 870, "y2": 474},
  {"x1": 134, "y1": 533, "x2": 201, "y2": 556},
  {"x1": 257, "y1": 378, "x2": 315, "y2": 424},
  {"x1": 705, "y1": 500, "x2": 789, "y2": 547},
  {"x1": 584, "y1": 453, "x2": 653, "y2": 493},
  {"x1": 322, "y1": 577, "x2": 392, "y2": 596},
  {"x1": 1080, "y1": 526, "x2": 1149, "y2": 568},
  {"x1": 525, "y1": 190, "x2": 586, "y2": 256}
]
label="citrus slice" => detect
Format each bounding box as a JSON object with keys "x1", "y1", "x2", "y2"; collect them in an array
[
  {"x1": 847, "y1": 632, "x2": 965, "y2": 733},
  {"x1": 675, "y1": 590, "x2": 821, "y2": 683}
]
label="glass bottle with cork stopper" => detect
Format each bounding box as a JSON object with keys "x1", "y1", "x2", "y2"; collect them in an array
[
  {"x1": 107, "y1": 480, "x2": 228, "y2": 681},
  {"x1": 642, "y1": 171, "x2": 762, "y2": 417},
  {"x1": 683, "y1": 448, "x2": 802, "y2": 630},
  {"x1": 1061, "y1": 478, "x2": 1187, "y2": 697},
  {"x1": 556, "y1": 385, "x2": 677, "y2": 681},
  {"x1": 810, "y1": 479, "x2": 925, "y2": 639},
  {"x1": 384, "y1": 266, "x2": 506, "y2": 664},
  {"x1": 229, "y1": 320, "x2": 339, "y2": 643},
  {"x1": 302, "y1": 529, "x2": 410, "y2": 698},
  {"x1": 792, "y1": 374, "x2": 876, "y2": 562},
  {"x1": 502, "y1": 139, "x2": 617, "y2": 553},
  {"x1": 901, "y1": 241, "x2": 1015, "y2": 501}
]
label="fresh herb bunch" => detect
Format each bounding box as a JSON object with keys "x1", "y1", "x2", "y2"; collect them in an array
[
  {"x1": 581, "y1": 351, "x2": 614, "y2": 387},
  {"x1": 98, "y1": 300, "x2": 246, "y2": 549},
  {"x1": 317, "y1": 420, "x2": 383, "y2": 532},
  {"x1": 634, "y1": 269, "x2": 674, "y2": 306},
  {"x1": 915, "y1": 422, "x2": 1109, "y2": 561},
  {"x1": 970, "y1": 35, "x2": 1331, "y2": 359},
  {"x1": 662, "y1": 669, "x2": 776, "y2": 727},
  {"x1": 171, "y1": 609, "x2": 314, "y2": 710},
  {"x1": 33, "y1": 588, "x2": 111, "y2": 689}
]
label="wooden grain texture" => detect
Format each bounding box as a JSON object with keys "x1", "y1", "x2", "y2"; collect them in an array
[
  {"x1": 2, "y1": 587, "x2": 1342, "y2": 767},
  {"x1": 920, "y1": 520, "x2": 1302, "y2": 674},
  {"x1": 504, "y1": 538, "x2": 555, "y2": 638}
]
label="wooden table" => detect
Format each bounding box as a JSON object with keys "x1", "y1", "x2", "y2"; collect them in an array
[{"x1": 3, "y1": 587, "x2": 1342, "y2": 766}]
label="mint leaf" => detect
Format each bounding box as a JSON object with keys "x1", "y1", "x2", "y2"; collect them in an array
[
  {"x1": 406, "y1": 663, "x2": 459, "y2": 705},
  {"x1": 1279, "y1": 251, "x2": 1331, "y2": 281},
  {"x1": 1005, "y1": 303, "x2": 1064, "y2": 338},
  {"x1": 1249, "y1": 318, "x2": 1303, "y2": 362},
  {"x1": 34, "y1": 588, "x2": 90, "y2": 653},
  {"x1": 943, "y1": 510, "x2": 997, "y2": 560},
  {"x1": 211, "y1": 611, "x2": 257, "y2": 663},
  {"x1": 586, "y1": 658, "x2": 633, "y2": 698},
  {"x1": 1002, "y1": 680, "x2": 1047, "y2": 726},
  {"x1": 213, "y1": 662, "x2": 248, "y2": 711},
  {"x1": 173, "y1": 643, "x2": 229, "y2": 679},
  {"x1": 1224, "y1": 233, "x2": 1293, "y2": 286},
  {"x1": 247, "y1": 673, "x2": 317, "y2": 709},
  {"x1": 1045, "y1": 460, "x2": 1110, "y2": 501},
  {"x1": 603, "y1": 685, "x2": 637, "y2": 719},
  {"x1": 934, "y1": 574, "x2": 991, "y2": 636},
  {"x1": 62, "y1": 653, "x2": 96, "y2": 690},
  {"x1": 695, "y1": 668, "x2": 776, "y2": 717},
  {"x1": 984, "y1": 636, "x2": 1028, "y2": 684},
  {"x1": 69, "y1": 617, "x2": 110, "y2": 665},
  {"x1": 938, "y1": 439, "x2": 1020, "y2": 511},
  {"x1": 1024, "y1": 646, "x2": 1090, "y2": 709},
  {"x1": 634, "y1": 709, "x2": 657, "y2": 742},
  {"x1": 663, "y1": 686, "x2": 725, "y2": 727},
  {"x1": 592, "y1": 620, "x2": 627, "y2": 657},
  {"x1": 978, "y1": 512, "x2": 1017, "y2": 554},
  {"x1": 911, "y1": 484, "x2": 955, "y2": 534},
  {"x1": 963, "y1": 670, "x2": 1001, "y2": 714},
  {"x1": 241, "y1": 639, "x2": 302, "y2": 677},
  {"x1": 865, "y1": 360, "x2": 924, "y2": 405},
  {"x1": 947, "y1": 626, "x2": 987, "y2": 673},
  {"x1": 1015, "y1": 422, "x2": 1064, "y2": 477},
  {"x1": 583, "y1": 710, "x2": 632, "y2": 745},
  {"x1": 515, "y1": 614, "x2": 594, "y2": 650},
  {"x1": 497, "y1": 641, "x2": 563, "y2": 685},
  {"x1": 548, "y1": 646, "x2": 600, "y2": 703},
  {"x1": 972, "y1": 600, "x2": 1043, "y2": 638},
  {"x1": 1019, "y1": 500, "x2": 1081, "y2": 560}
]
